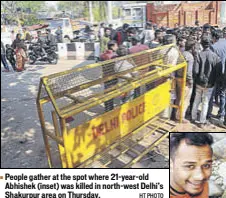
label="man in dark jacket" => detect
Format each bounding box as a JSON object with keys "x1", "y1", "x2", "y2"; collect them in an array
[
  {"x1": 1, "y1": 41, "x2": 10, "y2": 72},
  {"x1": 112, "y1": 23, "x2": 129, "y2": 46},
  {"x1": 191, "y1": 36, "x2": 222, "y2": 128},
  {"x1": 208, "y1": 30, "x2": 226, "y2": 122}
]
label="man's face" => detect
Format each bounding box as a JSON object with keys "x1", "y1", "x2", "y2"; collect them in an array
[
  {"x1": 170, "y1": 140, "x2": 212, "y2": 196},
  {"x1": 112, "y1": 43, "x2": 118, "y2": 52},
  {"x1": 179, "y1": 39, "x2": 186, "y2": 48},
  {"x1": 105, "y1": 29, "x2": 111, "y2": 37}
]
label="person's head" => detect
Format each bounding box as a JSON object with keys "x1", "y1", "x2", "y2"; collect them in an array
[
  {"x1": 130, "y1": 35, "x2": 140, "y2": 46},
  {"x1": 104, "y1": 27, "x2": 111, "y2": 37},
  {"x1": 163, "y1": 34, "x2": 176, "y2": 45},
  {"x1": 127, "y1": 27, "x2": 137, "y2": 38},
  {"x1": 223, "y1": 27, "x2": 226, "y2": 38},
  {"x1": 154, "y1": 29, "x2": 163, "y2": 43},
  {"x1": 116, "y1": 45, "x2": 129, "y2": 57},
  {"x1": 177, "y1": 37, "x2": 187, "y2": 48},
  {"x1": 212, "y1": 30, "x2": 223, "y2": 43},
  {"x1": 170, "y1": 133, "x2": 213, "y2": 196},
  {"x1": 201, "y1": 35, "x2": 211, "y2": 49},
  {"x1": 46, "y1": 28, "x2": 51, "y2": 34},
  {"x1": 122, "y1": 23, "x2": 130, "y2": 31},
  {"x1": 107, "y1": 40, "x2": 118, "y2": 51},
  {"x1": 22, "y1": 27, "x2": 26, "y2": 33},
  {"x1": 146, "y1": 22, "x2": 153, "y2": 30},
  {"x1": 185, "y1": 39, "x2": 196, "y2": 53},
  {"x1": 11, "y1": 30, "x2": 14, "y2": 34},
  {"x1": 109, "y1": 24, "x2": 113, "y2": 29},
  {"x1": 203, "y1": 23, "x2": 211, "y2": 34},
  {"x1": 37, "y1": 30, "x2": 41, "y2": 37},
  {"x1": 16, "y1": 33, "x2": 22, "y2": 40},
  {"x1": 6, "y1": 44, "x2": 10, "y2": 49},
  {"x1": 100, "y1": 22, "x2": 105, "y2": 28},
  {"x1": 58, "y1": 26, "x2": 62, "y2": 30},
  {"x1": 195, "y1": 20, "x2": 200, "y2": 26}
]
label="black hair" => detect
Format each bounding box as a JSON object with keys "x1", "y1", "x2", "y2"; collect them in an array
[
  {"x1": 201, "y1": 35, "x2": 212, "y2": 48},
  {"x1": 185, "y1": 39, "x2": 196, "y2": 51},
  {"x1": 170, "y1": 133, "x2": 213, "y2": 160},
  {"x1": 116, "y1": 45, "x2": 129, "y2": 57},
  {"x1": 104, "y1": 27, "x2": 111, "y2": 33},
  {"x1": 163, "y1": 34, "x2": 176, "y2": 45},
  {"x1": 154, "y1": 29, "x2": 162, "y2": 38},
  {"x1": 122, "y1": 23, "x2": 129, "y2": 30},
  {"x1": 127, "y1": 27, "x2": 136, "y2": 34},
  {"x1": 212, "y1": 30, "x2": 223, "y2": 40},
  {"x1": 107, "y1": 40, "x2": 117, "y2": 50}
]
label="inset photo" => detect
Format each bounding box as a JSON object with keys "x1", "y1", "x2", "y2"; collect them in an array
[{"x1": 170, "y1": 132, "x2": 226, "y2": 198}]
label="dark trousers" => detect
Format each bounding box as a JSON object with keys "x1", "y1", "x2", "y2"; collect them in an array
[
  {"x1": 1, "y1": 54, "x2": 9, "y2": 70},
  {"x1": 6, "y1": 56, "x2": 17, "y2": 71}
]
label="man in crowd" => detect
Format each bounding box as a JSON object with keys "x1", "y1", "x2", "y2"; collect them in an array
[
  {"x1": 170, "y1": 133, "x2": 213, "y2": 198},
  {"x1": 140, "y1": 22, "x2": 155, "y2": 45},
  {"x1": 112, "y1": 23, "x2": 130, "y2": 46},
  {"x1": 192, "y1": 36, "x2": 221, "y2": 128},
  {"x1": 100, "y1": 27, "x2": 111, "y2": 53},
  {"x1": 98, "y1": 22, "x2": 106, "y2": 41},
  {"x1": 100, "y1": 40, "x2": 118, "y2": 112},
  {"x1": 175, "y1": 39, "x2": 196, "y2": 122},
  {"x1": 21, "y1": 27, "x2": 31, "y2": 42},
  {"x1": 1, "y1": 41, "x2": 10, "y2": 72},
  {"x1": 55, "y1": 26, "x2": 63, "y2": 43},
  {"x1": 129, "y1": 36, "x2": 149, "y2": 98},
  {"x1": 208, "y1": 30, "x2": 226, "y2": 125},
  {"x1": 148, "y1": 29, "x2": 163, "y2": 49}
]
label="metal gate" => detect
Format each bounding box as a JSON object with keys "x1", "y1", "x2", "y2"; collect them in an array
[{"x1": 36, "y1": 44, "x2": 187, "y2": 168}]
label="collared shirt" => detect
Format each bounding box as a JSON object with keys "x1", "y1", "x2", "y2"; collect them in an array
[{"x1": 170, "y1": 182, "x2": 209, "y2": 198}]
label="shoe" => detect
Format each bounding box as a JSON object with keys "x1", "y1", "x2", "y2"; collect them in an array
[
  {"x1": 197, "y1": 123, "x2": 205, "y2": 129},
  {"x1": 190, "y1": 119, "x2": 196, "y2": 124}
]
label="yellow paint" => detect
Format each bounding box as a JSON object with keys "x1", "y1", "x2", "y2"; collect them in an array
[{"x1": 61, "y1": 81, "x2": 171, "y2": 167}]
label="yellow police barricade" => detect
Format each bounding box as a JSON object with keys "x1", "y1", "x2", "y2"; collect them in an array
[{"x1": 36, "y1": 44, "x2": 187, "y2": 168}]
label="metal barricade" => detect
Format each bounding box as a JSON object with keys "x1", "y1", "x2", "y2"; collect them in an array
[{"x1": 36, "y1": 44, "x2": 187, "y2": 168}]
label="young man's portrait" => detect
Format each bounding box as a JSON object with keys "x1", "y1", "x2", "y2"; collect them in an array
[{"x1": 170, "y1": 133, "x2": 213, "y2": 198}]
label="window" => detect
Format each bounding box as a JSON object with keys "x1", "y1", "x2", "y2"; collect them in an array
[{"x1": 124, "y1": 9, "x2": 132, "y2": 17}]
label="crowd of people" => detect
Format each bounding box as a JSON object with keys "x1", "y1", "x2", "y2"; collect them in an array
[
  {"x1": 1, "y1": 27, "x2": 57, "y2": 72},
  {"x1": 98, "y1": 22, "x2": 226, "y2": 128}
]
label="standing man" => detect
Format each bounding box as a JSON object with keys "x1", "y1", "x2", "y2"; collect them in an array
[
  {"x1": 112, "y1": 23, "x2": 130, "y2": 46},
  {"x1": 148, "y1": 29, "x2": 163, "y2": 49},
  {"x1": 100, "y1": 40, "x2": 118, "y2": 112},
  {"x1": 98, "y1": 22, "x2": 106, "y2": 41},
  {"x1": 170, "y1": 133, "x2": 213, "y2": 198},
  {"x1": 1, "y1": 41, "x2": 10, "y2": 72},
  {"x1": 175, "y1": 39, "x2": 196, "y2": 122},
  {"x1": 100, "y1": 27, "x2": 111, "y2": 53},
  {"x1": 209, "y1": 30, "x2": 226, "y2": 123},
  {"x1": 192, "y1": 36, "x2": 221, "y2": 128},
  {"x1": 139, "y1": 22, "x2": 155, "y2": 45},
  {"x1": 55, "y1": 26, "x2": 63, "y2": 43},
  {"x1": 21, "y1": 27, "x2": 31, "y2": 42}
]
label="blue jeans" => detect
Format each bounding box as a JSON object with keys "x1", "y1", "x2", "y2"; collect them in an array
[
  {"x1": 218, "y1": 87, "x2": 226, "y2": 118},
  {"x1": 192, "y1": 85, "x2": 214, "y2": 124},
  {"x1": 1, "y1": 54, "x2": 9, "y2": 70}
]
